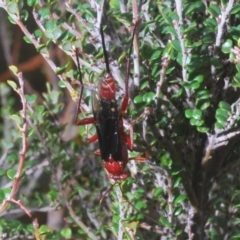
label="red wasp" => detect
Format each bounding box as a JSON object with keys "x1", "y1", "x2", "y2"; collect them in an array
[{"x1": 74, "y1": 20, "x2": 139, "y2": 180}]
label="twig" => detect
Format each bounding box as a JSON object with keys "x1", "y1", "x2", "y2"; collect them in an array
[
  {"x1": 0, "y1": 72, "x2": 40, "y2": 239},
  {"x1": 215, "y1": 0, "x2": 235, "y2": 48},
  {"x1": 132, "y1": 0, "x2": 140, "y2": 87},
  {"x1": 155, "y1": 56, "x2": 170, "y2": 104},
  {"x1": 174, "y1": 0, "x2": 194, "y2": 108}
]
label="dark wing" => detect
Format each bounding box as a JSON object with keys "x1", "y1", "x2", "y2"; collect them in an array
[{"x1": 93, "y1": 97, "x2": 122, "y2": 161}]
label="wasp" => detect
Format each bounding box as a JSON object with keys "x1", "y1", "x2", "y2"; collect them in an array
[{"x1": 75, "y1": 20, "x2": 139, "y2": 180}]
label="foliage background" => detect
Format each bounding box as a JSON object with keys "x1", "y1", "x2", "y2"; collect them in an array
[{"x1": 0, "y1": 0, "x2": 240, "y2": 239}]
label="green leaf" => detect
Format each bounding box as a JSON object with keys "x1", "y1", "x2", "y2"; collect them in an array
[
  {"x1": 61, "y1": 228, "x2": 72, "y2": 238},
  {"x1": 7, "y1": 80, "x2": 17, "y2": 90},
  {"x1": 25, "y1": 94, "x2": 37, "y2": 104},
  {"x1": 7, "y1": 169, "x2": 17, "y2": 180},
  {"x1": 232, "y1": 73, "x2": 240, "y2": 87},
  {"x1": 197, "y1": 126, "x2": 209, "y2": 133},
  {"x1": 153, "y1": 187, "x2": 163, "y2": 198},
  {"x1": 3, "y1": 188, "x2": 11, "y2": 198},
  {"x1": 207, "y1": 4, "x2": 221, "y2": 17},
  {"x1": 174, "y1": 194, "x2": 187, "y2": 205},
  {"x1": 58, "y1": 81, "x2": 66, "y2": 88},
  {"x1": 159, "y1": 216, "x2": 171, "y2": 227},
  {"x1": 9, "y1": 65, "x2": 18, "y2": 75},
  {"x1": 192, "y1": 109, "x2": 202, "y2": 119},
  {"x1": 221, "y1": 39, "x2": 233, "y2": 53},
  {"x1": 173, "y1": 177, "x2": 181, "y2": 188},
  {"x1": 185, "y1": 109, "x2": 193, "y2": 118},
  {"x1": 7, "y1": 2, "x2": 19, "y2": 15},
  {"x1": 189, "y1": 80, "x2": 200, "y2": 89},
  {"x1": 20, "y1": 9, "x2": 29, "y2": 21},
  {"x1": 8, "y1": 16, "x2": 16, "y2": 24},
  {"x1": 215, "y1": 121, "x2": 225, "y2": 129},
  {"x1": 23, "y1": 36, "x2": 32, "y2": 44},
  {"x1": 134, "y1": 200, "x2": 147, "y2": 210},
  {"x1": 172, "y1": 40, "x2": 181, "y2": 52},
  {"x1": 55, "y1": 62, "x2": 70, "y2": 74},
  {"x1": 150, "y1": 50, "x2": 162, "y2": 61},
  {"x1": 231, "y1": 4, "x2": 240, "y2": 14},
  {"x1": 10, "y1": 114, "x2": 21, "y2": 126},
  {"x1": 34, "y1": 29, "x2": 42, "y2": 38},
  {"x1": 143, "y1": 92, "x2": 155, "y2": 104},
  {"x1": 171, "y1": 88, "x2": 183, "y2": 99},
  {"x1": 53, "y1": 27, "x2": 62, "y2": 39},
  {"x1": 39, "y1": 225, "x2": 50, "y2": 235},
  {"x1": 27, "y1": 0, "x2": 38, "y2": 7},
  {"x1": 219, "y1": 101, "x2": 231, "y2": 112}
]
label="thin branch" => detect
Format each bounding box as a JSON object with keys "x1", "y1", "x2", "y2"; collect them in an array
[
  {"x1": 215, "y1": 0, "x2": 235, "y2": 48},
  {"x1": 0, "y1": 72, "x2": 28, "y2": 213},
  {"x1": 174, "y1": 0, "x2": 194, "y2": 108},
  {"x1": 155, "y1": 56, "x2": 170, "y2": 104},
  {"x1": 132, "y1": 0, "x2": 140, "y2": 87}
]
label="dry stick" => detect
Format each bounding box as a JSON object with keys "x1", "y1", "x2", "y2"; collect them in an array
[
  {"x1": 174, "y1": 0, "x2": 194, "y2": 108},
  {"x1": 155, "y1": 57, "x2": 170, "y2": 105},
  {"x1": 0, "y1": 72, "x2": 40, "y2": 239},
  {"x1": 132, "y1": 0, "x2": 140, "y2": 87}
]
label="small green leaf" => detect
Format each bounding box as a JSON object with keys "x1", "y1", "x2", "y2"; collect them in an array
[
  {"x1": 196, "y1": 90, "x2": 210, "y2": 99},
  {"x1": 23, "y1": 36, "x2": 32, "y2": 44},
  {"x1": 190, "y1": 118, "x2": 198, "y2": 126},
  {"x1": 39, "y1": 225, "x2": 50, "y2": 235},
  {"x1": 7, "y1": 2, "x2": 18, "y2": 14},
  {"x1": 153, "y1": 187, "x2": 163, "y2": 198},
  {"x1": 192, "y1": 109, "x2": 202, "y2": 119},
  {"x1": 173, "y1": 177, "x2": 181, "y2": 188},
  {"x1": 171, "y1": 88, "x2": 183, "y2": 99},
  {"x1": 185, "y1": 109, "x2": 193, "y2": 118},
  {"x1": 55, "y1": 62, "x2": 70, "y2": 74},
  {"x1": 172, "y1": 40, "x2": 181, "y2": 52},
  {"x1": 58, "y1": 81, "x2": 66, "y2": 88},
  {"x1": 150, "y1": 50, "x2": 162, "y2": 61},
  {"x1": 174, "y1": 207, "x2": 182, "y2": 216},
  {"x1": 215, "y1": 121, "x2": 225, "y2": 129},
  {"x1": 3, "y1": 188, "x2": 11, "y2": 198},
  {"x1": 219, "y1": 101, "x2": 231, "y2": 112},
  {"x1": 7, "y1": 80, "x2": 17, "y2": 90},
  {"x1": 53, "y1": 27, "x2": 62, "y2": 39},
  {"x1": 143, "y1": 92, "x2": 155, "y2": 104},
  {"x1": 159, "y1": 216, "x2": 171, "y2": 227},
  {"x1": 189, "y1": 80, "x2": 200, "y2": 89},
  {"x1": 221, "y1": 39, "x2": 233, "y2": 54},
  {"x1": 61, "y1": 228, "x2": 72, "y2": 238},
  {"x1": 197, "y1": 126, "x2": 209, "y2": 133},
  {"x1": 9, "y1": 65, "x2": 18, "y2": 75},
  {"x1": 134, "y1": 95, "x2": 143, "y2": 104},
  {"x1": 34, "y1": 29, "x2": 42, "y2": 38},
  {"x1": 21, "y1": 9, "x2": 29, "y2": 21},
  {"x1": 134, "y1": 200, "x2": 147, "y2": 210},
  {"x1": 207, "y1": 4, "x2": 220, "y2": 17},
  {"x1": 27, "y1": 0, "x2": 38, "y2": 7},
  {"x1": 25, "y1": 94, "x2": 37, "y2": 104},
  {"x1": 174, "y1": 194, "x2": 187, "y2": 205},
  {"x1": 7, "y1": 169, "x2": 17, "y2": 180},
  {"x1": 193, "y1": 75, "x2": 204, "y2": 83},
  {"x1": 8, "y1": 16, "x2": 16, "y2": 24},
  {"x1": 10, "y1": 114, "x2": 21, "y2": 126}
]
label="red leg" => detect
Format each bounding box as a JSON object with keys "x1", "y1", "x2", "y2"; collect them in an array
[
  {"x1": 87, "y1": 134, "x2": 98, "y2": 143},
  {"x1": 75, "y1": 117, "x2": 95, "y2": 126}
]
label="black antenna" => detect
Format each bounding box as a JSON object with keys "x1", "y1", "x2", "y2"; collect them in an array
[{"x1": 100, "y1": 24, "x2": 111, "y2": 74}]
